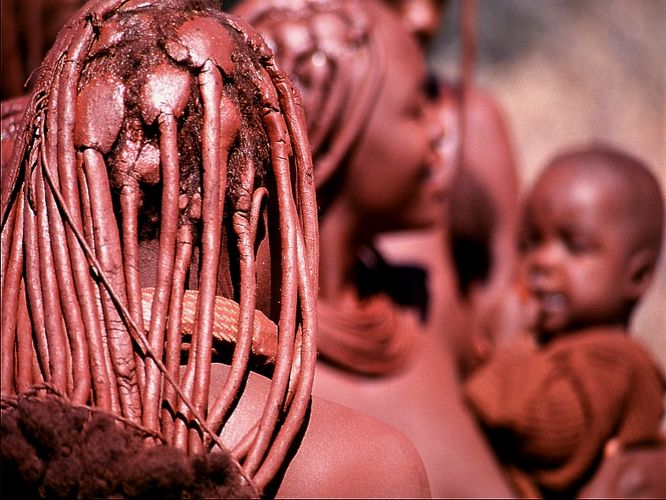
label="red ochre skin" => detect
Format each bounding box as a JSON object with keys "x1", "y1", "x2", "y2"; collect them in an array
[
  {"x1": 233, "y1": 0, "x2": 514, "y2": 497},
  {"x1": 0, "y1": 0, "x2": 429, "y2": 497}
]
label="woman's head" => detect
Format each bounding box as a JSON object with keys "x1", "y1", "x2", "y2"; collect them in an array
[
  {"x1": 236, "y1": 0, "x2": 446, "y2": 231},
  {"x1": 1, "y1": 0, "x2": 318, "y2": 491}
]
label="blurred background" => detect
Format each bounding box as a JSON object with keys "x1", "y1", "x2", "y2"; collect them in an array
[
  {"x1": 430, "y1": 0, "x2": 665, "y2": 370},
  {"x1": 2, "y1": 0, "x2": 664, "y2": 369}
]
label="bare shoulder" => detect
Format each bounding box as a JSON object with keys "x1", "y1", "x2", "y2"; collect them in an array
[
  {"x1": 463, "y1": 86, "x2": 508, "y2": 126},
  {"x1": 279, "y1": 395, "x2": 432, "y2": 498},
  {"x1": 459, "y1": 85, "x2": 518, "y2": 195},
  {"x1": 209, "y1": 364, "x2": 430, "y2": 498}
]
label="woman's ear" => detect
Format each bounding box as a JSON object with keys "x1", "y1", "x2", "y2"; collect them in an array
[{"x1": 623, "y1": 248, "x2": 658, "y2": 301}]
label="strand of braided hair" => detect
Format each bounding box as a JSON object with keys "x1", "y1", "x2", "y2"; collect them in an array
[{"x1": 1, "y1": 0, "x2": 318, "y2": 493}]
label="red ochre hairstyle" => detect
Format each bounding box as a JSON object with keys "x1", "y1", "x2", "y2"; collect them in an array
[{"x1": 1, "y1": 0, "x2": 318, "y2": 494}]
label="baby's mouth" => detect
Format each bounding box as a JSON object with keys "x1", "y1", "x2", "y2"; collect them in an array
[{"x1": 536, "y1": 291, "x2": 567, "y2": 317}]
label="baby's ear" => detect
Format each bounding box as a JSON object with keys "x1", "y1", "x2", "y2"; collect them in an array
[{"x1": 623, "y1": 248, "x2": 658, "y2": 301}]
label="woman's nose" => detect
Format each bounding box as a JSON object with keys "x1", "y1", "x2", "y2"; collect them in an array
[{"x1": 424, "y1": 108, "x2": 456, "y2": 194}]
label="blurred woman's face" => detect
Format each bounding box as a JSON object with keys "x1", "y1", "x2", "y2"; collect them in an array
[{"x1": 343, "y1": 6, "x2": 446, "y2": 233}]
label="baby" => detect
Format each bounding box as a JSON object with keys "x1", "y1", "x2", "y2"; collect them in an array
[{"x1": 464, "y1": 144, "x2": 665, "y2": 497}]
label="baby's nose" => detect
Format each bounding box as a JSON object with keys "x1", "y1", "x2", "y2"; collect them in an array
[{"x1": 526, "y1": 242, "x2": 562, "y2": 279}]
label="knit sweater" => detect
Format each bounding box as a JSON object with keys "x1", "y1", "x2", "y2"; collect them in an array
[{"x1": 464, "y1": 328, "x2": 665, "y2": 496}]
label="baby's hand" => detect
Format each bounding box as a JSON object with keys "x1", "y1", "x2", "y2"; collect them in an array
[{"x1": 478, "y1": 280, "x2": 538, "y2": 354}]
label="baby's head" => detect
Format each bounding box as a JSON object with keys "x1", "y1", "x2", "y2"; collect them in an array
[{"x1": 521, "y1": 144, "x2": 664, "y2": 342}]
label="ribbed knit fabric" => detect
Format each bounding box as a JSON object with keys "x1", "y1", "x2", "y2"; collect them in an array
[{"x1": 464, "y1": 328, "x2": 665, "y2": 496}]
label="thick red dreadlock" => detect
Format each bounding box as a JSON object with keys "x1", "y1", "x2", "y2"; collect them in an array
[{"x1": 1, "y1": 0, "x2": 318, "y2": 493}]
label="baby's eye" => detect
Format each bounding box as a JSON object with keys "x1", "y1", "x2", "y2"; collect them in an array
[{"x1": 563, "y1": 232, "x2": 593, "y2": 254}]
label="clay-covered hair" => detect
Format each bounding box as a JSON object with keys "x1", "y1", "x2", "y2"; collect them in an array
[
  {"x1": 1, "y1": 0, "x2": 318, "y2": 492},
  {"x1": 235, "y1": 0, "x2": 384, "y2": 207}
]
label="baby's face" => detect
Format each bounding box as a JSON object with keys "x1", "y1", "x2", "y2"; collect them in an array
[{"x1": 521, "y1": 167, "x2": 635, "y2": 339}]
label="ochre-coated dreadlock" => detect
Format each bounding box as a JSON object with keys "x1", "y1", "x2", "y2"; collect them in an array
[{"x1": 1, "y1": 0, "x2": 318, "y2": 493}]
